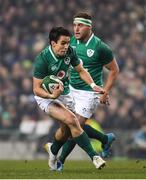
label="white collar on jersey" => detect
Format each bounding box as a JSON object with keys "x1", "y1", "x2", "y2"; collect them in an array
[
  {"x1": 77, "y1": 33, "x2": 94, "y2": 47},
  {"x1": 49, "y1": 45, "x2": 58, "y2": 62}
]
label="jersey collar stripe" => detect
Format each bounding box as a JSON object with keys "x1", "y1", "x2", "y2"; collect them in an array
[
  {"x1": 86, "y1": 33, "x2": 94, "y2": 47},
  {"x1": 49, "y1": 45, "x2": 58, "y2": 62}
]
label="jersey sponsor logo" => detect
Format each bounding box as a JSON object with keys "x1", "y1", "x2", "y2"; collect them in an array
[
  {"x1": 57, "y1": 71, "x2": 66, "y2": 79},
  {"x1": 87, "y1": 49, "x2": 94, "y2": 57},
  {"x1": 64, "y1": 57, "x2": 71, "y2": 65}
]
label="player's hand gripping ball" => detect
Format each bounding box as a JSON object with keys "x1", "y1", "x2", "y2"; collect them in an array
[{"x1": 41, "y1": 75, "x2": 63, "y2": 94}]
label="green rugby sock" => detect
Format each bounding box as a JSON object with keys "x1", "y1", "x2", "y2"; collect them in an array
[
  {"x1": 83, "y1": 124, "x2": 108, "y2": 145},
  {"x1": 74, "y1": 132, "x2": 97, "y2": 160},
  {"x1": 59, "y1": 139, "x2": 76, "y2": 164},
  {"x1": 51, "y1": 138, "x2": 65, "y2": 155}
]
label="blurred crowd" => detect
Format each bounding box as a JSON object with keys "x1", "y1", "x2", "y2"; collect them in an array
[{"x1": 0, "y1": 0, "x2": 146, "y2": 130}]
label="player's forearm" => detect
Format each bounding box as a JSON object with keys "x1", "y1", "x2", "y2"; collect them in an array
[
  {"x1": 104, "y1": 70, "x2": 119, "y2": 93},
  {"x1": 79, "y1": 69, "x2": 94, "y2": 86},
  {"x1": 33, "y1": 87, "x2": 52, "y2": 99}
]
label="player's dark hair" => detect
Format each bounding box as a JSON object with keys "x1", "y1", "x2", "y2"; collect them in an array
[
  {"x1": 49, "y1": 27, "x2": 71, "y2": 44},
  {"x1": 74, "y1": 12, "x2": 92, "y2": 20}
]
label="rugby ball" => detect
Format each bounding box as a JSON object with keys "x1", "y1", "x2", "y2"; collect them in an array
[{"x1": 41, "y1": 75, "x2": 63, "y2": 94}]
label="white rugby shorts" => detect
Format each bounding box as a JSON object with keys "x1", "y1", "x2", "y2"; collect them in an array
[
  {"x1": 34, "y1": 92, "x2": 75, "y2": 114},
  {"x1": 70, "y1": 85, "x2": 100, "y2": 118}
]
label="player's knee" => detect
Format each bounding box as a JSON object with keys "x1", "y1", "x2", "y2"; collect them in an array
[{"x1": 66, "y1": 114, "x2": 79, "y2": 128}]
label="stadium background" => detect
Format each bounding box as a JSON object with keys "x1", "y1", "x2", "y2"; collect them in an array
[{"x1": 0, "y1": 0, "x2": 146, "y2": 160}]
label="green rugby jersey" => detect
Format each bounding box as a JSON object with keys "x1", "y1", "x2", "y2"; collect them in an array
[
  {"x1": 33, "y1": 45, "x2": 80, "y2": 95},
  {"x1": 70, "y1": 34, "x2": 114, "y2": 91}
]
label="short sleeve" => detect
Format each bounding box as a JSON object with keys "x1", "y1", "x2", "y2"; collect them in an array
[
  {"x1": 33, "y1": 54, "x2": 48, "y2": 79},
  {"x1": 70, "y1": 47, "x2": 81, "y2": 67},
  {"x1": 99, "y1": 42, "x2": 114, "y2": 65}
]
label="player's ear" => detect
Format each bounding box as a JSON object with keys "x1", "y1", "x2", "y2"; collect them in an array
[{"x1": 51, "y1": 41, "x2": 56, "y2": 47}]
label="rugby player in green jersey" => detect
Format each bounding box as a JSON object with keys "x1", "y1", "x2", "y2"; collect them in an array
[
  {"x1": 57, "y1": 12, "x2": 119, "y2": 171},
  {"x1": 33, "y1": 27, "x2": 106, "y2": 170}
]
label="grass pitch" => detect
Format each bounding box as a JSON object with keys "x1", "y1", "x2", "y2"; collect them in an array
[{"x1": 0, "y1": 159, "x2": 146, "y2": 179}]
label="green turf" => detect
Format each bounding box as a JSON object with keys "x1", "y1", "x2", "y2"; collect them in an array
[{"x1": 0, "y1": 159, "x2": 146, "y2": 179}]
